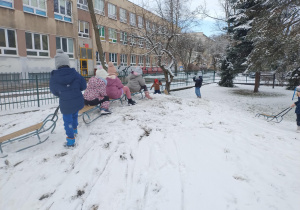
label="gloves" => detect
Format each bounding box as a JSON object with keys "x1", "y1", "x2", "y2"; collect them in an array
[{"x1": 99, "y1": 96, "x2": 109, "y2": 104}]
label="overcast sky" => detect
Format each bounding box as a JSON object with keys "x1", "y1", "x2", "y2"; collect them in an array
[{"x1": 130, "y1": 0, "x2": 225, "y2": 37}]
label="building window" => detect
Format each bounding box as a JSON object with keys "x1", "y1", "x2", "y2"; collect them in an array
[
  {"x1": 96, "y1": 51, "x2": 106, "y2": 64},
  {"x1": 23, "y1": 0, "x2": 46, "y2": 16},
  {"x1": 146, "y1": 41, "x2": 150, "y2": 49},
  {"x1": 109, "y1": 53, "x2": 117, "y2": 65},
  {"x1": 130, "y1": 54, "x2": 136, "y2": 66},
  {"x1": 56, "y1": 37, "x2": 74, "y2": 58},
  {"x1": 138, "y1": 16, "x2": 143, "y2": 28},
  {"x1": 130, "y1": 13, "x2": 136, "y2": 26},
  {"x1": 54, "y1": 0, "x2": 72, "y2": 22},
  {"x1": 120, "y1": 31, "x2": 127, "y2": 45},
  {"x1": 98, "y1": 25, "x2": 105, "y2": 41},
  {"x1": 77, "y1": 0, "x2": 87, "y2": 10},
  {"x1": 120, "y1": 54, "x2": 127, "y2": 66},
  {"x1": 129, "y1": 34, "x2": 136, "y2": 46},
  {"x1": 146, "y1": 55, "x2": 150, "y2": 67},
  {"x1": 138, "y1": 38, "x2": 144, "y2": 48},
  {"x1": 152, "y1": 23, "x2": 156, "y2": 32},
  {"x1": 146, "y1": 20, "x2": 150, "y2": 31},
  {"x1": 25, "y1": 32, "x2": 49, "y2": 57},
  {"x1": 138, "y1": 55, "x2": 144, "y2": 66},
  {"x1": 78, "y1": 20, "x2": 89, "y2": 38},
  {"x1": 108, "y1": 28, "x2": 117, "y2": 43},
  {"x1": 120, "y1": 8, "x2": 127, "y2": 23},
  {"x1": 94, "y1": 0, "x2": 104, "y2": 15},
  {"x1": 0, "y1": 28, "x2": 17, "y2": 55},
  {"x1": 108, "y1": 3, "x2": 116, "y2": 20},
  {"x1": 0, "y1": 0, "x2": 13, "y2": 8}
]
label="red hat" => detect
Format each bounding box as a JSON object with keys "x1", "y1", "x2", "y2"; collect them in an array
[{"x1": 154, "y1": 79, "x2": 159, "y2": 84}]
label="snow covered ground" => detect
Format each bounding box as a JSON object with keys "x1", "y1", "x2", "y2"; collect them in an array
[{"x1": 0, "y1": 84, "x2": 299, "y2": 210}]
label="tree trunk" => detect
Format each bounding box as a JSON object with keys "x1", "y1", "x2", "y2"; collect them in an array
[
  {"x1": 161, "y1": 66, "x2": 174, "y2": 94},
  {"x1": 87, "y1": 0, "x2": 107, "y2": 71},
  {"x1": 254, "y1": 71, "x2": 260, "y2": 92}
]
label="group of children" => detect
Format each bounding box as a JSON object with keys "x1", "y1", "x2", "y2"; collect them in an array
[{"x1": 50, "y1": 50, "x2": 162, "y2": 146}]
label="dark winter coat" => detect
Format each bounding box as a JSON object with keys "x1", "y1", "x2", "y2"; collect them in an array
[
  {"x1": 50, "y1": 67, "x2": 86, "y2": 115},
  {"x1": 193, "y1": 76, "x2": 203, "y2": 87},
  {"x1": 295, "y1": 98, "x2": 300, "y2": 114}
]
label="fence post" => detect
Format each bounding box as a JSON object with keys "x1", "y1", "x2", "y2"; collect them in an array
[
  {"x1": 186, "y1": 72, "x2": 188, "y2": 86},
  {"x1": 36, "y1": 75, "x2": 40, "y2": 107},
  {"x1": 273, "y1": 73, "x2": 275, "y2": 89},
  {"x1": 213, "y1": 71, "x2": 215, "y2": 83}
]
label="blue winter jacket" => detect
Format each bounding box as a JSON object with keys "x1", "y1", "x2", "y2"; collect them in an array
[
  {"x1": 295, "y1": 99, "x2": 300, "y2": 114},
  {"x1": 193, "y1": 76, "x2": 203, "y2": 87},
  {"x1": 50, "y1": 67, "x2": 87, "y2": 114}
]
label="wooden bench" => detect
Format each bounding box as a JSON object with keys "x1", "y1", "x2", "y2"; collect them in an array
[{"x1": 0, "y1": 107, "x2": 59, "y2": 155}]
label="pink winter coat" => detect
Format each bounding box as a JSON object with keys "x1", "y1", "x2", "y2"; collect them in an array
[
  {"x1": 83, "y1": 76, "x2": 107, "y2": 101},
  {"x1": 106, "y1": 77, "x2": 123, "y2": 99}
]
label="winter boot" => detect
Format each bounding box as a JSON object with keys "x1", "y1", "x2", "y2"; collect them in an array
[
  {"x1": 66, "y1": 137, "x2": 75, "y2": 146},
  {"x1": 297, "y1": 126, "x2": 300, "y2": 133},
  {"x1": 128, "y1": 98, "x2": 136, "y2": 105},
  {"x1": 145, "y1": 91, "x2": 153, "y2": 99},
  {"x1": 100, "y1": 108, "x2": 112, "y2": 115}
]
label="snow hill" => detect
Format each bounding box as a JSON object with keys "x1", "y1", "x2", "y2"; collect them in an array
[{"x1": 0, "y1": 84, "x2": 299, "y2": 210}]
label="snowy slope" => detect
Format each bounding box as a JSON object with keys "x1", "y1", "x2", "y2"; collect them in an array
[{"x1": 0, "y1": 84, "x2": 299, "y2": 210}]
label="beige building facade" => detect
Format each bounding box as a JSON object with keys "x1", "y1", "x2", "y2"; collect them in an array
[{"x1": 0, "y1": 0, "x2": 162, "y2": 78}]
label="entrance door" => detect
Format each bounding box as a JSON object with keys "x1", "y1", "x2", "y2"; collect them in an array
[{"x1": 80, "y1": 59, "x2": 88, "y2": 76}]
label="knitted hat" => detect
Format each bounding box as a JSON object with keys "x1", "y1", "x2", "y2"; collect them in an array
[
  {"x1": 107, "y1": 62, "x2": 117, "y2": 75},
  {"x1": 154, "y1": 79, "x2": 159, "y2": 84},
  {"x1": 96, "y1": 67, "x2": 108, "y2": 79},
  {"x1": 133, "y1": 66, "x2": 143, "y2": 75},
  {"x1": 296, "y1": 86, "x2": 300, "y2": 92},
  {"x1": 55, "y1": 49, "x2": 70, "y2": 69}
]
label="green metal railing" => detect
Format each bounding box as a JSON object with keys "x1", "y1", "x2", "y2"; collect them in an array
[{"x1": 0, "y1": 70, "x2": 216, "y2": 110}]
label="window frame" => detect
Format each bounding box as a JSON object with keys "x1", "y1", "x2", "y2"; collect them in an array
[
  {"x1": 146, "y1": 20, "x2": 150, "y2": 31},
  {"x1": 98, "y1": 25, "x2": 105, "y2": 41},
  {"x1": 77, "y1": 0, "x2": 88, "y2": 10},
  {"x1": 0, "y1": 0, "x2": 13, "y2": 9},
  {"x1": 25, "y1": 31, "x2": 49, "y2": 57},
  {"x1": 138, "y1": 16, "x2": 143, "y2": 28},
  {"x1": 109, "y1": 53, "x2": 117, "y2": 66},
  {"x1": 108, "y1": 3, "x2": 117, "y2": 20},
  {"x1": 23, "y1": 0, "x2": 47, "y2": 17},
  {"x1": 138, "y1": 38, "x2": 144, "y2": 48},
  {"x1": 0, "y1": 28, "x2": 18, "y2": 56},
  {"x1": 130, "y1": 13, "x2": 136, "y2": 26},
  {"x1": 56, "y1": 36, "x2": 74, "y2": 58},
  {"x1": 78, "y1": 20, "x2": 89, "y2": 38},
  {"x1": 129, "y1": 34, "x2": 136, "y2": 46},
  {"x1": 94, "y1": 0, "x2": 104, "y2": 15},
  {"x1": 130, "y1": 54, "x2": 136, "y2": 66},
  {"x1": 96, "y1": 51, "x2": 106, "y2": 64},
  {"x1": 120, "y1": 31, "x2": 127, "y2": 45},
  {"x1": 54, "y1": 0, "x2": 72, "y2": 23},
  {"x1": 108, "y1": 28, "x2": 117, "y2": 43},
  {"x1": 138, "y1": 55, "x2": 144, "y2": 66},
  {"x1": 146, "y1": 55, "x2": 150, "y2": 67},
  {"x1": 120, "y1": 54, "x2": 127, "y2": 66},
  {"x1": 119, "y1": 8, "x2": 127, "y2": 23}
]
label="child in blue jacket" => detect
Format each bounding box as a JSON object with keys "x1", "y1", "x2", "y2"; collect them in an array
[
  {"x1": 50, "y1": 49, "x2": 87, "y2": 146},
  {"x1": 291, "y1": 86, "x2": 300, "y2": 132},
  {"x1": 193, "y1": 75, "x2": 203, "y2": 98}
]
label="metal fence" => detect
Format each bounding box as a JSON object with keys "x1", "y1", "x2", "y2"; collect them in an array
[{"x1": 0, "y1": 70, "x2": 287, "y2": 110}]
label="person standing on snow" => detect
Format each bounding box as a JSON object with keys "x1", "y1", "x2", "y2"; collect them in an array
[
  {"x1": 193, "y1": 75, "x2": 203, "y2": 98},
  {"x1": 150, "y1": 79, "x2": 162, "y2": 94},
  {"x1": 50, "y1": 49, "x2": 86, "y2": 146},
  {"x1": 290, "y1": 86, "x2": 300, "y2": 132}
]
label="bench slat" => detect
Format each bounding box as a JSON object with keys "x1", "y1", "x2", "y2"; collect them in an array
[
  {"x1": 79, "y1": 105, "x2": 96, "y2": 114},
  {"x1": 0, "y1": 122, "x2": 44, "y2": 143}
]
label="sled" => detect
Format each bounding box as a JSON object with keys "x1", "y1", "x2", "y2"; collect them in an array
[
  {"x1": 256, "y1": 107, "x2": 292, "y2": 123},
  {"x1": 79, "y1": 105, "x2": 102, "y2": 124},
  {"x1": 0, "y1": 106, "x2": 59, "y2": 156}
]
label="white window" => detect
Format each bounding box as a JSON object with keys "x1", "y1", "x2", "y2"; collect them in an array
[
  {"x1": 54, "y1": 0, "x2": 72, "y2": 22},
  {"x1": 120, "y1": 31, "x2": 127, "y2": 45},
  {"x1": 96, "y1": 52, "x2": 106, "y2": 64},
  {"x1": 138, "y1": 16, "x2": 143, "y2": 28},
  {"x1": 77, "y1": 0, "x2": 87, "y2": 10},
  {"x1": 94, "y1": 0, "x2": 104, "y2": 15},
  {"x1": 108, "y1": 3, "x2": 116, "y2": 20},
  {"x1": 138, "y1": 38, "x2": 144, "y2": 48},
  {"x1": 78, "y1": 20, "x2": 89, "y2": 38},
  {"x1": 120, "y1": 8, "x2": 127, "y2": 23},
  {"x1": 108, "y1": 28, "x2": 117, "y2": 43},
  {"x1": 0, "y1": 28, "x2": 17, "y2": 55},
  {"x1": 152, "y1": 23, "x2": 156, "y2": 32},
  {"x1": 130, "y1": 54, "x2": 136, "y2": 66},
  {"x1": 120, "y1": 54, "x2": 127, "y2": 66},
  {"x1": 130, "y1": 13, "x2": 136, "y2": 26},
  {"x1": 23, "y1": 0, "x2": 46, "y2": 16},
  {"x1": 146, "y1": 55, "x2": 150, "y2": 67},
  {"x1": 130, "y1": 34, "x2": 136, "y2": 46},
  {"x1": 138, "y1": 55, "x2": 144, "y2": 66},
  {"x1": 109, "y1": 53, "x2": 117, "y2": 65},
  {"x1": 98, "y1": 25, "x2": 105, "y2": 41},
  {"x1": 146, "y1": 41, "x2": 150, "y2": 49},
  {"x1": 0, "y1": 0, "x2": 13, "y2": 9},
  {"x1": 56, "y1": 36, "x2": 74, "y2": 58},
  {"x1": 146, "y1": 20, "x2": 150, "y2": 31},
  {"x1": 25, "y1": 32, "x2": 49, "y2": 57}
]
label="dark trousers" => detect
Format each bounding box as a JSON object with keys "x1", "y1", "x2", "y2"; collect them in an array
[
  {"x1": 297, "y1": 114, "x2": 300, "y2": 126},
  {"x1": 141, "y1": 85, "x2": 148, "y2": 91},
  {"x1": 84, "y1": 98, "x2": 101, "y2": 106},
  {"x1": 154, "y1": 90, "x2": 161, "y2": 94}
]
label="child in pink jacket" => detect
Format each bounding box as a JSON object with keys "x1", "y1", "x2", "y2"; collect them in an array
[
  {"x1": 106, "y1": 62, "x2": 136, "y2": 105},
  {"x1": 83, "y1": 66, "x2": 111, "y2": 114}
]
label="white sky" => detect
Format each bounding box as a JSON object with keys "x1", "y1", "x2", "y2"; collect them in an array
[{"x1": 130, "y1": 0, "x2": 225, "y2": 36}]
